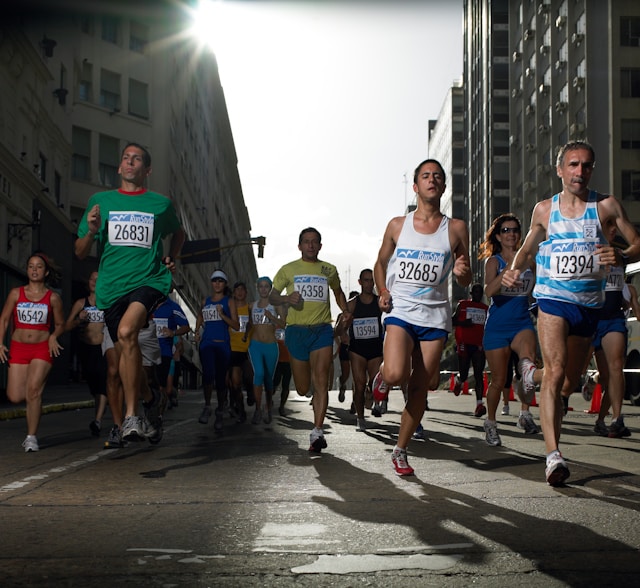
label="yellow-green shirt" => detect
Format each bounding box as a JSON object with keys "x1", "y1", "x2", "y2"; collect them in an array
[{"x1": 273, "y1": 258, "x2": 341, "y2": 326}]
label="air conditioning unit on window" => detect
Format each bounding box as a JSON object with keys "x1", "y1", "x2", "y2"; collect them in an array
[
  {"x1": 555, "y1": 101, "x2": 568, "y2": 112},
  {"x1": 571, "y1": 32, "x2": 584, "y2": 45},
  {"x1": 512, "y1": 88, "x2": 522, "y2": 98},
  {"x1": 525, "y1": 143, "x2": 536, "y2": 153},
  {"x1": 525, "y1": 104, "x2": 535, "y2": 115},
  {"x1": 539, "y1": 44, "x2": 550, "y2": 55},
  {"x1": 570, "y1": 123, "x2": 585, "y2": 135},
  {"x1": 512, "y1": 51, "x2": 522, "y2": 62},
  {"x1": 572, "y1": 76, "x2": 585, "y2": 89},
  {"x1": 538, "y1": 124, "x2": 549, "y2": 133},
  {"x1": 524, "y1": 29, "x2": 535, "y2": 41},
  {"x1": 555, "y1": 60, "x2": 566, "y2": 71},
  {"x1": 525, "y1": 67, "x2": 535, "y2": 78},
  {"x1": 556, "y1": 15, "x2": 566, "y2": 28},
  {"x1": 523, "y1": 182, "x2": 537, "y2": 192},
  {"x1": 539, "y1": 84, "x2": 550, "y2": 95},
  {"x1": 509, "y1": 135, "x2": 519, "y2": 146}
]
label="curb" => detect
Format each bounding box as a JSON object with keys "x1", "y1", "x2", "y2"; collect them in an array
[{"x1": 0, "y1": 400, "x2": 95, "y2": 421}]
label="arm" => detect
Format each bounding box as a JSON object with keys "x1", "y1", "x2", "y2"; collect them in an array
[
  {"x1": 449, "y1": 218, "x2": 472, "y2": 288},
  {"x1": 64, "y1": 298, "x2": 87, "y2": 332},
  {"x1": 194, "y1": 300, "x2": 205, "y2": 342},
  {"x1": 164, "y1": 227, "x2": 186, "y2": 274},
  {"x1": 503, "y1": 200, "x2": 549, "y2": 287},
  {"x1": 74, "y1": 204, "x2": 101, "y2": 260},
  {"x1": 483, "y1": 256, "x2": 503, "y2": 299},
  {"x1": 374, "y1": 216, "x2": 403, "y2": 312},
  {"x1": 49, "y1": 292, "x2": 65, "y2": 357},
  {"x1": 222, "y1": 298, "x2": 240, "y2": 332},
  {"x1": 0, "y1": 288, "x2": 18, "y2": 363},
  {"x1": 602, "y1": 196, "x2": 640, "y2": 266},
  {"x1": 628, "y1": 284, "x2": 640, "y2": 319}
]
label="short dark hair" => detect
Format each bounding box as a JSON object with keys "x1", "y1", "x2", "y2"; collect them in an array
[
  {"x1": 122, "y1": 142, "x2": 152, "y2": 167},
  {"x1": 556, "y1": 140, "x2": 595, "y2": 168},
  {"x1": 299, "y1": 227, "x2": 321, "y2": 244},
  {"x1": 359, "y1": 268, "x2": 373, "y2": 279},
  {"x1": 413, "y1": 159, "x2": 446, "y2": 185}
]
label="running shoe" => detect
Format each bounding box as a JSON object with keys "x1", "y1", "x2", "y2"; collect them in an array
[
  {"x1": 168, "y1": 389, "x2": 179, "y2": 408},
  {"x1": 501, "y1": 404, "x2": 510, "y2": 416},
  {"x1": 516, "y1": 358, "x2": 536, "y2": 404},
  {"x1": 372, "y1": 371, "x2": 388, "y2": 402},
  {"x1": 214, "y1": 408, "x2": 224, "y2": 432},
  {"x1": 146, "y1": 417, "x2": 164, "y2": 445},
  {"x1": 349, "y1": 402, "x2": 356, "y2": 415},
  {"x1": 141, "y1": 416, "x2": 158, "y2": 439},
  {"x1": 252, "y1": 409, "x2": 262, "y2": 425},
  {"x1": 593, "y1": 419, "x2": 609, "y2": 437},
  {"x1": 89, "y1": 420, "x2": 101, "y2": 437},
  {"x1": 581, "y1": 375, "x2": 595, "y2": 402},
  {"x1": 143, "y1": 387, "x2": 163, "y2": 426},
  {"x1": 562, "y1": 396, "x2": 569, "y2": 416},
  {"x1": 545, "y1": 451, "x2": 570, "y2": 486},
  {"x1": 452, "y1": 375, "x2": 462, "y2": 396},
  {"x1": 104, "y1": 425, "x2": 127, "y2": 449},
  {"x1": 22, "y1": 435, "x2": 39, "y2": 453},
  {"x1": 474, "y1": 403, "x2": 487, "y2": 417},
  {"x1": 371, "y1": 403, "x2": 382, "y2": 417},
  {"x1": 121, "y1": 415, "x2": 144, "y2": 441},
  {"x1": 264, "y1": 410, "x2": 273, "y2": 424},
  {"x1": 278, "y1": 405, "x2": 287, "y2": 417},
  {"x1": 356, "y1": 418, "x2": 366, "y2": 432},
  {"x1": 391, "y1": 448, "x2": 414, "y2": 476},
  {"x1": 517, "y1": 412, "x2": 540, "y2": 434},
  {"x1": 380, "y1": 400, "x2": 388, "y2": 415},
  {"x1": 608, "y1": 418, "x2": 632, "y2": 438},
  {"x1": 338, "y1": 385, "x2": 346, "y2": 403},
  {"x1": 309, "y1": 429, "x2": 327, "y2": 453},
  {"x1": 483, "y1": 420, "x2": 501, "y2": 446},
  {"x1": 198, "y1": 406, "x2": 212, "y2": 424},
  {"x1": 413, "y1": 423, "x2": 425, "y2": 440}
]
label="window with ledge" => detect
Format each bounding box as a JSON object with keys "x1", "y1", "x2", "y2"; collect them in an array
[
  {"x1": 621, "y1": 68, "x2": 640, "y2": 97},
  {"x1": 78, "y1": 62, "x2": 92, "y2": 102},
  {"x1": 72, "y1": 126, "x2": 91, "y2": 181},
  {"x1": 622, "y1": 120, "x2": 640, "y2": 149},
  {"x1": 621, "y1": 17, "x2": 640, "y2": 47},
  {"x1": 129, "y1": 21, "x2": 148, "y2": 53},
  {"x1": 102, "y1": 16, "x2": 119, "y2": 44},
  {"x1": 128, "y1": 79, "x2": 149, "y2": 119},
  {"x1": 99, "y1": 134, "x2": 120, "y2": 188},
  {"x1": 100, "y1": 69, "x2": 120, "y2": 110},
  {"x1": 38, "y1": 152, "x2": 46, "y2": 182},
  {"x1": 621, "y1": 170, "x2": 640, "y2": 201}
]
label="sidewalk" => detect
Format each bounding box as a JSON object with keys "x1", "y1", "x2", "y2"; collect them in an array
[{"x1": 0, "y1": 381, "x2": 95, "y2": 420}]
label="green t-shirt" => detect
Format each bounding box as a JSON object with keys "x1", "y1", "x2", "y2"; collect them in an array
[
  {"x1": 272, "y1": 258, "x2": 341, "y2": 326},
  {"x1": 78, "y1": 188, "x2": 181, "y2": 309}
]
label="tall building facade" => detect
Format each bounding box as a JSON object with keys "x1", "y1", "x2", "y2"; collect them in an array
[
  {"x1": 464, "y1": 0, "x2": 640, "y2": 279},
  {"x1": 0, "y1": 3, "x2": 257, "y2": 386}
]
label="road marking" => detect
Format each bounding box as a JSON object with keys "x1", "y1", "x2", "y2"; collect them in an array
[{"x1": 292, "y1": 553, "x2": 464, "y2": 574}]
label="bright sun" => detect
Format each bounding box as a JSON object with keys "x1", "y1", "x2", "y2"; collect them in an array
[{"x1": 188, "y1": 0, "x2": 237, "y2": 56}]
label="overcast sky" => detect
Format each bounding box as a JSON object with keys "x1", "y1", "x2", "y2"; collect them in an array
[{"x1": 194, "y1": 0, "x2": 463, "y2": 299}]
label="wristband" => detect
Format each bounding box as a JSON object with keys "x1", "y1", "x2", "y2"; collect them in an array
[{"x1": 379, "y1": 288, "x2": 389, "y2": 295}]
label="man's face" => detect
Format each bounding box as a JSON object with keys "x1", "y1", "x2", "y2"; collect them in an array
[
  {"x1": 118, "y1": 146, "x2": 150, "y2": 184},
  {"x1": 471, "y1": 286, "x2": 483, "y2": 301},
  {"x1": 413, "y1": 163, "x2": 446, "y2": 200},
  {"x1": 557, "y1": 148, "x2": 594, "y2": 196},
  {"x1": 359, "y1": 272, "x2": 374, "y2": 294},
  {"x1": 298, "y1": 232, "x2": 321, "y2": 261}
]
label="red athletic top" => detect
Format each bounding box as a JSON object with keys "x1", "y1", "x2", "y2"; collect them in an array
[
  {"x1": 13, "y1": 287, "x2": 53, "y2": 331},
  {"x1": 454, "y1": 300, "x2": 488, "y2": 347}
]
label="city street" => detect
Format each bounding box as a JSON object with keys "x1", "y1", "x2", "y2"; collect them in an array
[{"x1": 0, "y1": 384, "x2": 639, "y2": 587}]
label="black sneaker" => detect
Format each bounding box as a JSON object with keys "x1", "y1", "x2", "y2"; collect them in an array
[
  {"x1": 309, "y1": 431, "x2": 327, "y2": 453},
  {"x1": 89, "y1": 420, "x2": 101, "y2": 437},
  {"x1": 104, "y1": 425, "x2": 127, "y2": 449}
]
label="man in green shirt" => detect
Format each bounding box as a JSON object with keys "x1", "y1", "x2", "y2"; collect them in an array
[{"x1": 75, "y1": 143, "x2": 184, "y2": 444}]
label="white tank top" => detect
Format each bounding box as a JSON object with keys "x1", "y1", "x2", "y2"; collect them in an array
[{"x1": 385, "y1": 212, "x2": 453, "y2": 330}]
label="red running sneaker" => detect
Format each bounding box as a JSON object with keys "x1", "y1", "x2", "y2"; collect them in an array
[
  {"x1": 372, "y1": 371, "x2": 388, "y2": 402},
  {"x1": 391, "y1": 449, "x2": 414, "y2": 476}
]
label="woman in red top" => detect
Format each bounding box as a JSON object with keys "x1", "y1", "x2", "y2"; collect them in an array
[{"x1": 0, "y1": 253, "x2": 65, "y2": 452}]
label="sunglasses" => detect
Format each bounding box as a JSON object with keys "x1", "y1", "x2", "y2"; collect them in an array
[
  {"x1": 500, "y1": 226, "x2": 520, "y2": 234},
  {"x1": 211, "y1": 278, "x2": 226, "y2": 283}
]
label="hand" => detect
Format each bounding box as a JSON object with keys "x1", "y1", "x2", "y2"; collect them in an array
[
  {"x1": 0, "y1": 343, "x2": 8, "y2": 363},
  {"x1": 288, "y1": 291, "x2": 302, "y2": 307},
  {"x1": 501, "y1": 268, "x2": 522, "y2": 288},
  {"x1": 163, "y1": 256, "x2": 176, "y2": 274},
  {"x1": 378, "y1": 290, "x2": 392, "y2": 312},
  {"x1": 49, "y1": 336, "x2": 63, "y2": 358},
  {"x1": 595, "y1": 244, "x2": 617, "y2": 267},
  {"x1": 87, "y1": 204, "x2": 101, "y2": 235},
  {"x1": 453, "y1": 255, "x2": 471, "y2": 279},
  {"x1": 161, "y1": 327, "x2": 173, "y2": 337}
]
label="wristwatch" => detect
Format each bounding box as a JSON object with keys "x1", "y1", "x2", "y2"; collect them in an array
[{"x1": 619, "y1": 251, "x2": 630, "y2": 267}]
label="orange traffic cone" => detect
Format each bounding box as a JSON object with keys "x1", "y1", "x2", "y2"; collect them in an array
[
  {"x1": 463, "y1": 381, "x2": 470, "y2": 395},
  {"x1": 585, "y1": 383, "x2": 603, "y2": 414},
  {"x1": 509, "y1": 385, "x2": 515, "y2": 401},
  {"x1": 483, "y1": 372, "x2": 488, "y2": 397},
  {"x1": 449, "y1": 373, "x2": 455, "y2": 391}
]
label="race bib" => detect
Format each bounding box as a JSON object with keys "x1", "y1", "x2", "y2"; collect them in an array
[
  {"x1": 605, "y1": 268, "x2": 624, "y2": 292},
  {"x1": 465, "y1": 307, "x2": 486, "y2": 325},
  {"x1": 84, "y1": 305, "x2": 104, "y2": 323},
  {"x1": 501, "y1": 270, "x2": 534, "y2": 297},
  {"x1": 395, "y1": 247, "x2": 445, "y2": 287},
  {"x1": 275, "y1": 328, "x2": 285, "y2": 341},
  {"x1": 549, "y1": 239, "x2": 599, "y2": 280},
  {"x1": 202, "y1": 305, "x2": 221, "y2": 322},
  {"x1": 293, "y1": 275, "x2": 328, "y2": 303},
  {"x1": 252, "y1": 307, "x2": 273, "y2": 325},
  {"x1": 238, "y1": 315, "x2": 249, "y2": 332},
  {"x1": 16, "y1": 302, "x2": 48, "y2": 326},
  {"x1": 155, "y1": 317, "x2": 169, "y2": 337},
  {"x1": 108, "y1": 211, "x2": 154, "y2": 248},
  {"x1": 352, "y1": 317, "x2": 379, "y2": 340}
]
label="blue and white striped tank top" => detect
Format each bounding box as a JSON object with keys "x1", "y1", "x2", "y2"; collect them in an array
[{"x1": 534, "y1": 191, "x2": 607, "y2": 308}]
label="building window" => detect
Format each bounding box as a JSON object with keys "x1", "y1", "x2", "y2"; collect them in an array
[
  {"x1": 78, "y1": 62, "x2": 92, "y2": 102},
  {"x1": 622, "y1": 120, "x2": 640, "y2": 149},
  {"x1": 100, "y1": 69, "x2": 120, "y2": 110},
  {"x1": 72, "y1": 126, "x2": 91, "y2": 181},
  {"x1": 99, "y1": 134, "x2": 120, "y2": 187},
  {"x1": 54, "y1": 171, "x2": 61, "y2": 205},
  {"x1": 37, "y1": 152, "x2": 46, "y2": 182},
  {"x1": 621, "y1": 68, "x2": 640, "y2": 98},
  {"x1": 621, "y1": 17, "x2": 640, "y2": 47},
  {"x1": 129, "y1": 21, "x2": 148, "y2": 53},
  {"x1": 128, "y1": 78, "x2": 149, "y2": 119},
  {"x1": 622, "y1": 170, "x2": 640, "y2": 201},
  {"x1": 102, "y1": 16, "x2": 119, "y2": 44}
]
